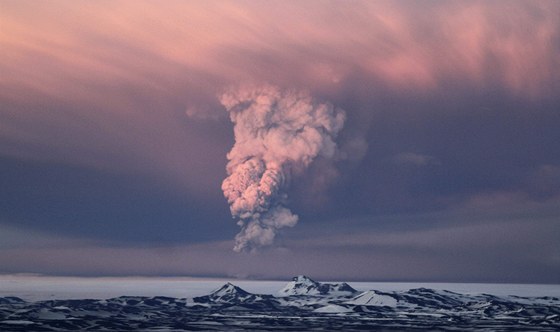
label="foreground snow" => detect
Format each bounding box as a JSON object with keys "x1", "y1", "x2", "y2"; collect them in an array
[{"x1": 0, "y1": 275, "x2": 559, "y2": 331}]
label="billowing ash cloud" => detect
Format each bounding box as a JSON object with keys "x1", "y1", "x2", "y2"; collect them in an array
[{"x1": 220, "y1": 85, "x2": 346, "y2": 252}]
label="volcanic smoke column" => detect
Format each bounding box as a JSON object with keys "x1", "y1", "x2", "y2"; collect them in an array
[{"x1": 220, "y1": 86, "x2": 346, "y2": 252}]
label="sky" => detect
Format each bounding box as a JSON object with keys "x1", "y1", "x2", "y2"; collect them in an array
[{"x1": 1, "y1": 0, "x2": 559, "y2": 283}]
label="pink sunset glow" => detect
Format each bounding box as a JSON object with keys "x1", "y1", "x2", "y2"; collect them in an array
[
  {"x1": 1, "y1": 0, "x2": 559, "y2": 282},
  {"x1": 1, "y1": 1, "x2": 559, "y2": 103}
]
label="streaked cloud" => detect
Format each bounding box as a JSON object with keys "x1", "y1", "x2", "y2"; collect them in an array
[{"x1": 2, "y1": 1, "x2": 559, "y2": 102}]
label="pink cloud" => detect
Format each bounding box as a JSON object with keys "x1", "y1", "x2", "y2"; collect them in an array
[
  {"x1": 1, "y1": 0, "x2": 558, "y2": 196},
  {"x1": 1, "y1": 1, "x2": 558, "y2": 100}
]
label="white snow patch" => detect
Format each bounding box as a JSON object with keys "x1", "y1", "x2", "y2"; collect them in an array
[
  {"x1": 314, "y1": 304, "x2": 353, "y2": 313},
  {"x1": 1, "y1": 320, "x2": 35, "y2": 325},
  {"x1": 347, "y1": 291, "x2": 397, "y2": 307},
  {"x1": 52, "y1": 305, "x2": 70, "y2": 310}
]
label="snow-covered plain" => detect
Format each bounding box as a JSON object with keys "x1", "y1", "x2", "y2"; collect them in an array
[{"x1": 1, "y1": 274, "x2": 558, "y2": 301}]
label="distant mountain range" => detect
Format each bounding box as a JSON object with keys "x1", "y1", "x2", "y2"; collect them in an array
[{"x1": 1, "y1": 275, "x2": 559, "y2": 331}]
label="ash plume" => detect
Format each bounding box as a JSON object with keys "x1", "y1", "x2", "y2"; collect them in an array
[{"x1": 220, "y1": 85, "x2": 345, "y2": 252}]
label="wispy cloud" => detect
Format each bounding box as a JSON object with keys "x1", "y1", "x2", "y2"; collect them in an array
[
  {"x1": 2, "y1": 0, "x2": 557, "y2": 191},
  {"x1": 2, "y1": 1, "x2": 559, "y2": 102}
]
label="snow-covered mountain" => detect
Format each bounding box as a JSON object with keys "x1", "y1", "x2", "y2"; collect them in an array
[
  {"x1": 192, "y1": 282, "x2": 280, "y2": 311},
  {"x1": 1, "y1": 277, "x2": 558, "y2": 331},
  {"x1": 194, "y1": 282, "x2": 256, "y2": 303},
  {"x1": 278, "y1": 275, "x2": 357, "y2": 296}
]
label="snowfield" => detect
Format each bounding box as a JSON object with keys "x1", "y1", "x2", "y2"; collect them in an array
[{"x1": 0, "y1": 275, "x2": 559, "y2": 331}]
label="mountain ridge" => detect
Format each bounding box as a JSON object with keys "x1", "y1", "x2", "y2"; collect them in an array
[
  {"x1": 0, "y1": 276, "x2": 558, "y2": 331},
  {"x1": 278, "y1": 275, "x2": 358, "y2": 297}
]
